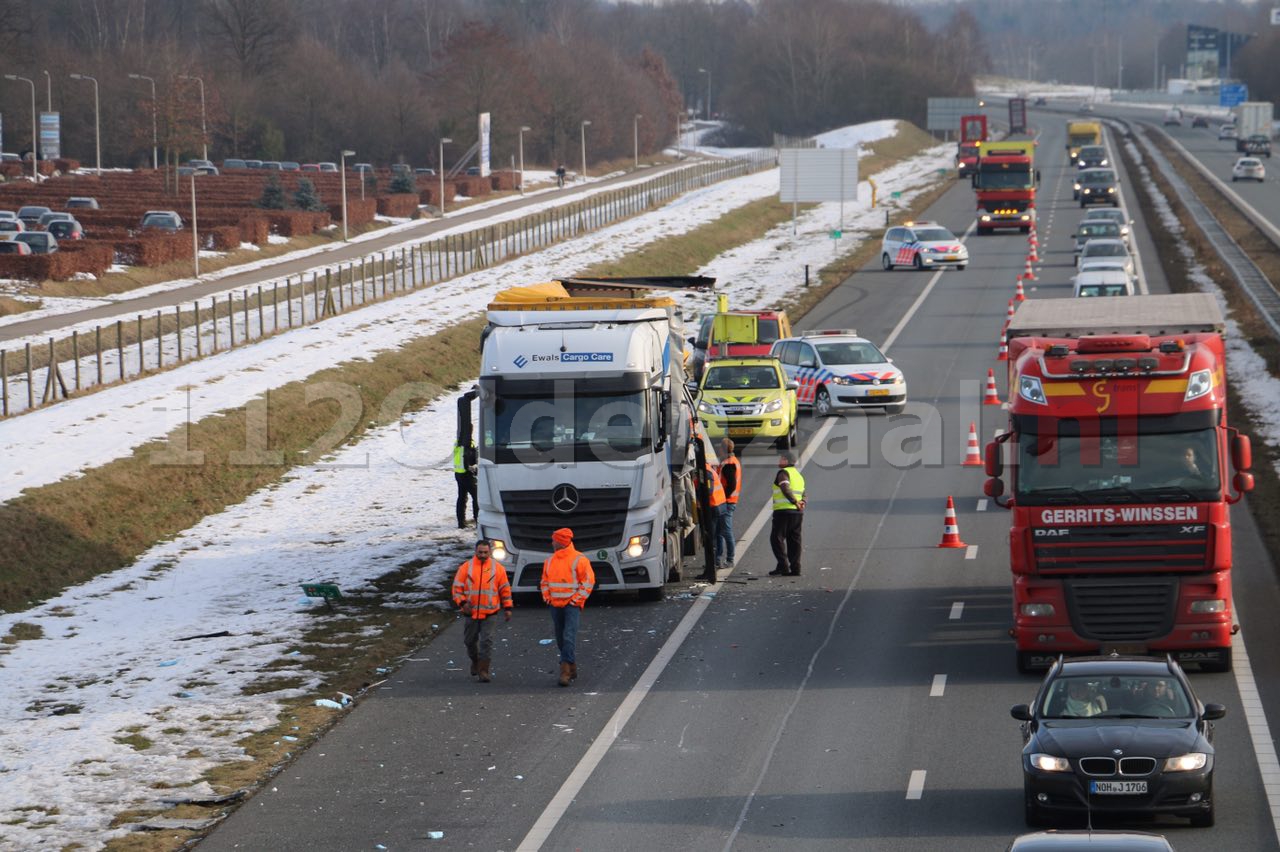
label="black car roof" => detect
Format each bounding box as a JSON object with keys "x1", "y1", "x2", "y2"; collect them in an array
[{"x1": 1055, "y1": 656, "x2": 1177, "y2": 677}]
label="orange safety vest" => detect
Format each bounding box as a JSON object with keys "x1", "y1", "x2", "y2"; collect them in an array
[
  {"x1": 540, "y1": 547, "x2": 595, "y2": 608},
  {"x1": 719, "y1": 455, "x2": 741, "y2": 504},
  {"x1": 452, "y1": 557, "x2": 513, "y2": 619},
  {"x1": 706, "y1": 461, "x2": 727, "y2": 507}
]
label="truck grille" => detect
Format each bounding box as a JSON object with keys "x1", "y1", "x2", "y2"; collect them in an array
[
  {"x1": 1064, "y1": 577, "x2": 1177, "y2": 642},
  {"x1": 501, "y1": 487, "x2": 631, "y2": 551},
  {"x1": 1033, "y1": 523, "x2": 1207, "y2": 572}
]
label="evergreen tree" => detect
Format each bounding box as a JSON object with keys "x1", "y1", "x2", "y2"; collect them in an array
[
  {"x1": 256, "y1": 175, "x2": 287, "y2": 210},
  {"x1": 389, "y1": 172, "x2": 415, "y2": 194},
  {"x1": 363, "y1": 173, "x2": 378, "y2": 196},
  {"x1": 293, "y1": 177, "x2": 326, "y2": 211}
]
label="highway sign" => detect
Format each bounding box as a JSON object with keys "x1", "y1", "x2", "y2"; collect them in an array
[
  {"x1": 38, "y1": 112, "x2": 60, "y2": 160},
  {"x1": 1220, "y1": 83, "x2": 1248, "y2": 107},
  {"x1": 927, "y1": 97, "x2": 980, "y2": 132},
  {"x1": 1272, "y1": 7, "x2": 1280, "y2": 25},
  {"x1": 778, "y1": 148, "x2": 858, "y2": 203}
]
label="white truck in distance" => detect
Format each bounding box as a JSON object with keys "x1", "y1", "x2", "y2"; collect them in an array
[
  {"x1": 1232, "y1": 101, "x2": 1273, "y2": 154},
  {"x1": 460, "y1": 277, "x2": 714, "y2": 601}
]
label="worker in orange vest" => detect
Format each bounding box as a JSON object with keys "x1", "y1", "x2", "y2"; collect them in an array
[
  {"x1": 452, "y1": 539, "x2": 512, "y2": 683},
  {"x1": 540, "y1": 527, "x2": 595, "y2": 687},
  {"x1": 716, "y1": 438, "x2": 741, "y2": 569},
  {"x1": 705, "y1": 456, "x2": 728, "y2": 573}
]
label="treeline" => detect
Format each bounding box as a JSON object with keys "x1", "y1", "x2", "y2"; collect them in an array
[{"x1": 0, "y1": 0, "x2": 984, "y2": 171}]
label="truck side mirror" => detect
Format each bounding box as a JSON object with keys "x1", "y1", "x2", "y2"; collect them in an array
[
  {"x1": 1234, "y1": 472, "x2": 1254, "y2": 495},
  {"x1": 1036, "y1": 169, "x2": 1042, "y2": 185},
  {"x1": 984, "y1": 477, "x2": 1004, "y2": 498},
  {"x1": 1232, "y1": 434, "x2": 1252, "y2": 471},
  {"x1": 984, "y1": 442, "x2": 1002, "y2": 477}
]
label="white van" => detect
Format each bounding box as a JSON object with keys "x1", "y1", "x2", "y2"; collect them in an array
[
  {"x1": 1163, "y1": 108, "x2": 1183, "y2": 126},
  {"x1": 1073, "y1": 269, "x2": 1134, "y2": 298}
]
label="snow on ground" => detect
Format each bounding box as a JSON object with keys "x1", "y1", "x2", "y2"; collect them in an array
[{"x1": 0, "y1": 124, "x2": 953, "y2": 849}]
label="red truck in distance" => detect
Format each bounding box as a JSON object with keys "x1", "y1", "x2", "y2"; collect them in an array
[{"x1": 956, "y1": 113, "x2": 988, "y2": 179}]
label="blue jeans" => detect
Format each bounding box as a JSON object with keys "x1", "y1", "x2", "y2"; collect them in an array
[
  {"x1": 715, "y1": 503, "x2": 736, "y2": 564},
  {"x1": 550, "y1": 605, "x2": 581, "y2": 664}
]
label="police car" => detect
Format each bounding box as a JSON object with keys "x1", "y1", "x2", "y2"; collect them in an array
[
  {"x1": 880, "y1": 221, "x2": 968, "y2": 271},
  {"x1": 769, "y1": 330, "x2": 906, "y2": 416}
]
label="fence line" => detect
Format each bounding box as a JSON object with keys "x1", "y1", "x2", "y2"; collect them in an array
[{"x1": 0, "y1": 153, "x2": 775, "y2": 418}]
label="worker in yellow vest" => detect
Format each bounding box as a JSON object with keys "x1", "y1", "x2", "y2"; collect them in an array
[
  {"x1": 453, "y1": 435, "x2": 477, "y2": 529},
  {"x1": 769, "y1": 451, "x2": 805, "y2": 576},
  {"x1": 716, "y1": 438, "x2": 742, "y2": 569}
]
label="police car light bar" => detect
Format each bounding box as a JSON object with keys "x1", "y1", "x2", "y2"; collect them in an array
[{"x1": 804, "y1": 329, "x2": 858, "y2": 337}]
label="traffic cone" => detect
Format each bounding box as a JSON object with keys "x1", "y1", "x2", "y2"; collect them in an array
[
  {"x1": 997, "y1": 338, "x2": 1008, "y2": 361},
  {"x1": 1014, "y1": 278, "x2": 1027, "y2": 301},
  {"x1": 983, "y1": 367, "x2": 1002, "y2": 405},
  {"x1": 962, "y1": 422, "x2": 983, "y2": 466},
  {"x1": 1006, "y1": 299, "x2": 1016, "y2": 321},
  {"x1": 1027, "y1": 235, "x2": 1040, "y2": 263},
  {"x1": 1022, "y1": 256, "x2": 1037, "y2": 281},
  {"x1": 937, "y1": 496, "x2": 967, "y2": 548}
]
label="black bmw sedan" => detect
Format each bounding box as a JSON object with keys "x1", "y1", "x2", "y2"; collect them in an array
[{"x1": 1012, "y1": 655, "x2": 1225, "y2": 828}]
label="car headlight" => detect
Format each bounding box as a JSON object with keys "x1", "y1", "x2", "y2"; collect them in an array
[
  {"x1": 1073, "y1": 182, "x2": 1081, "y2": 190},
  {"x1": 1021, "y1": 603, "x2": 1055, "y2": 617},
  {"x1": 1019, "y1": 375, "x2": 1047, "y2": 405},
  {"x1": 490, "y1": 539, "x2": 508, "y2": 562},
  {"x1": 1100, "y1": 158, "x2": 1108, "y2": 166},
  {"x1": 1030, "y1": 754, "x2": 1071, "y2": 772},
  {"x1": 1164, "y1": 753, "x2": 1208, "y2": 772},
  {"x1": 698, "y1": 400, "x2": 717, "y2": 414},
  {"x1": 1083, "y1": 188, "x2": 1092, "y2": 194},
  {"x1": 1107, "y1": 187, "x2": 1116, "y2": 193},
  {"x1": 1189, "y1": 599, "x2": 1226, "y2": 613},
  {"x1": 1185, "y1": 369, "x2": 1213, "y2": 401},
  {"x1": 890, "y1": 373, "x2": 905, "y2": 384},
  {"x1": 830, "y1": 375, "x2": 853, "y2": 385},
  {"x1": 764, "y1": 398, "x2": 783, "y2": 412},
  {"x1": 1078, "y1": 159, "x2": 1086, "y2": 167}
]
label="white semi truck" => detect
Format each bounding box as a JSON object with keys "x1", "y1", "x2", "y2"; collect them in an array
[
  {"x1": 457, "y1": 277, "x2": 717, "y2": 600},
  {"x1": 1232, "y1": 101, "x2": 1273, "y2": 154}
]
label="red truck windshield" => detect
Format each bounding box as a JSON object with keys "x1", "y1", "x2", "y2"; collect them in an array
[{"x1": 977, "y1": 164, "x2": 1033, "y2": 189}]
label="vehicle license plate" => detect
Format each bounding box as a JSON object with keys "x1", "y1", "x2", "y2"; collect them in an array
[
  {"x1": 868, "y1": 389, "x2": 891, "y2": 397},
  {"x1": 729, "y1": 427, "x2": 755, "y2": 437},
  {"x1": 943, "y1": 255, "x2": 958, "y2": 261},
  {"x1": 1091, "y1": 780, "x2": 1147, "y2": 795}
]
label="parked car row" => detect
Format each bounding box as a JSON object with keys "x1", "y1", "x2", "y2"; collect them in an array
[{"x1": 218, "y1": 159, "x2": 435, "y2": 175}]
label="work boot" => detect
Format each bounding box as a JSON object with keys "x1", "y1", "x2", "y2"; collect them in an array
[
  {"x1": 478, "y1": 659, "x2": 492, "y2": 683},
  {"x1": 569, "y1": 662, "x2": 578, "y2": 681},
  {"x1": 558, "y1": 662, "x2": 572, "y2": 687},
  {"x1": 768, "y1": 568, "x2": 787, "y2": 576},
  {"x1": 469, "y1": 656, "x2": 479, "y2": 677}
]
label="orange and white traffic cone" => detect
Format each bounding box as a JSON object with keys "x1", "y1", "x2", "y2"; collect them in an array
[
  {"x1": 1014, "y1": 278, "x2": 1027, "y2": 301},
  {"x1": 1022, "y1": 256, "x2": 1037, "y2": 281},
  {"x1": 937, "y1": 496, "x2": 967, "y2": 548},
  {"x1": 962, "y1": 422, "x2": 983, "y2": 466},
  {"x1": 1006, "y1": 299, "x2": 1016, "y2": 321},
  {"x1": 983, "y1": 367, "x2": 1002, "y2": 405},
  {"x1": 1027, "y1": 236, "x2": 1040, "y2": 263},
  {"x1": 997, "y1": 338, "x2": 1008, "y2": 361}
]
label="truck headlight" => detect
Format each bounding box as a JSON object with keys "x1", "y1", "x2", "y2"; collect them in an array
[
  {"x1": 980, "y1": 214, "x2": 992, "y2": 222},
  {"x1": 1185, "y1": 369, "x2": 1212, "y2": 401},
  {"x1": 490, "y1": 539, "x2": 508, "y2": 561},
  {"x1": 1164, "y1": 753, "x2": 1208, "y2": 772},
  {"x1": 626, "y1": 535, "x2": 650, "y2": 558},
  {"x1": 1030, "y1": 754, "x2": 1071, "y2": 772},
  {"x1": 1021, "y1": 603, "x2": 1055, "y2": 617},
  {"x1": 1019, "y1": 375, "x2": 1047, "y2": 405},
  {"x1": 764, "y1": 399, "x2": 783, "y2": 412},
  {"x1": 1189, "y1": 599, "x2": 1226, "y2": 613}
]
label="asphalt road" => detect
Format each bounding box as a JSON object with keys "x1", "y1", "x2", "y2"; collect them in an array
[{"x1": 198, "y1": 116, "x2": 1280, "y2": 851}]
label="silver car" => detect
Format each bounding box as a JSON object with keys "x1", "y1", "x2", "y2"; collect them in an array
[
  {"x1": 1073, "y1": 220, "x2": 1122, "y2": 254},
  {"x1": 1081, "y1": 208, "x2": 1134, "y2": 248},
  {"x1": 1077, "y1": 238, "x2": 1135, "y2": 278},
  {"x1": 1232, "y1": 157, "x2": 1265, "y2": 183}
]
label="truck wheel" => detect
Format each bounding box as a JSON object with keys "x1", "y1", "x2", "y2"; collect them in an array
[
  {"x1": 881, "y1": 253, "x2": 894, "y2": 271},
  {"x1": 814, "y1": 387, "x2": 833, "y2": 418}
]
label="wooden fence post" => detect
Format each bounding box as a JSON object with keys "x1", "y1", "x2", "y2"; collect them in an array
[
  {"x1": 1, "y1": 350, "x2": 7, "y2": 416},
  {"x1": 72, "y1": 331, "x2": 81, "y2": 390},
  {"x1": 96, "y1": 325, "x2": 103, "y2": 385},
  {"x1": 211, "y1": 298, "x2": 219, "y2": 352},
  {"x1": 175, "y1": 307, "x2": 183, "y2": 362},
  {"x1": 137, "y1": 314, "x2": 145, "y2": 373},
  {"x1": 287, "y1": 279, "x2": 293, "y2": 328},
  {"x1": 155, "y1": 310, "x2": 163, "y2": 369},
  {"x1": 25, "y1": 342, "x2": 33, "y2": 410},
  {"x1": 195, "y1": 303, "x2": 203, "y2": 357}
]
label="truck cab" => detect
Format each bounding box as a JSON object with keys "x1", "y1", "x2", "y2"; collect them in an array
[{"x1": 687, "y1": 307, "x2": 792, "y2": 380}]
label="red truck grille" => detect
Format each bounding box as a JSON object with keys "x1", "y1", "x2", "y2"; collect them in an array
[
  {"x1": 1032, "y1": 523, "x2": 1208, "y2": 572},
  {"x1": 1064, "y1": 577, "x2": 1178, "y2": 641}
]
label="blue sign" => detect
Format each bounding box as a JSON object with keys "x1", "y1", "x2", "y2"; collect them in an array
[
  {"x1": 1220, "y1": 84, "x2": 1248, "y2": 107},
  {"x1": 39, "y1": 112, "x2": 60, "y2": 160}
]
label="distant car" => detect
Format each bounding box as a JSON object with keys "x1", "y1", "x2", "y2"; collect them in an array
[
  {"x1": 139, "y1": 210, "x2": 183, "y2": 233},
  {"x1": 65, "y1": 196, "x2": 100, "y2": 210},
  {"x1": 1077, "y1": 168, "x2": 1119, "y2": 207},
  {"x1": 352, "y1": 163, "x2": 373, "y2": 174},
  {"x1": 262, "y1": 161, "x2": 283, "y2": 171},
  {"x1": 771, "y1": 329, "x2": 907, "y2": 416},
  {"x1": 1013, "y1": 655, "x2": 1222, "y2": 828},
  {"x1": 1077, "y1": 238, "x2": 1135, "y2": 278},
  {"x1": 1075, "y1": 145, "x2": 1108, "y2": 170},
  {"x1": 695, "y1": 356, "x2": 798, "y2": 449},
  {"x1": 1232, "y1": 156, "x2": 1265, "y2": 182},
  {"x1": 1078, "y1": 103, "x2": 1094, "y2": 113},
  {"x1": 14, "y1": 231, "x2": 58, "y2": 254},
  {"x1": 280, "y1": 161, "x2": 301, "y2": 171},
  {"x1": 0, "y1": 217, "x2": 25, "y2": 233},
  {"x1": 1218, "y1": 124, "x2": 1238, "y2": 141},
  {"x1": 317, "y1": 162, "x2": 338, "y2": 172},
  {"x1": 1241, "y1": 134, "x2": 1271, "y2": 158},
  {"x1": 194, "y1": 164, "x2": 219, "y2": 176},
  {"x1": 244, "y1": 159, "x2": 264, "y2": 169},
  {"x1": 38, "y1": 211, "x2": 74, "y2": 229},
  {"x1": 222, "y1": 158, "x2": 248, "y2": 170},
  {"x1": 1073, "y1": 220, "x2": 1123, "y2": 254},
  {"x1": 187, "y1": 159, "x2": 213, "y2": 169},
  {"x1": 0, "y1": 239, "x2": 31, "y2": 255},
  {"x1": 177, "y1": 166, "x2": 197, "y2": 177},
  {"x1": 0, "y1": 152, "x2": 21, "y2": 163},
  {"x1": 1081, "y1": 208, "x2": 1134, "y2": 248},
  {"x1": 880, "y1": 220, "x2": 968, "y2": 271},
  {"x1": 1163, "y1": 108, "x2": 1183, "y2": 126},
  {"x1": 414, "y1": 167, "x2": 436, "y2": 176},
  {"x1": 16, "y1": 205, "x2": 51, "y2": 229},
  {"x1": 300, "y1": 163, "x2": 321, "y2": 172},
  {"x1": 46, "y1": 219, "x2": 84, "y2": 240},
  {"x1": 1006, "y1": 830, "x2": 1174, "y2": 851},
  {"x1": 1033, "y1": 96, "x2": 1047, "y2": 106},
  {"x1": 1191, "y1": 115, "x2": 1209, "y2": 128},
  {"x1": 1073, "y1": 269, "x2": 1134, "y2": 298},
  {"x1": 465, "y1": 166, "x2": 482, "y2": 176},
  {"x1": 390, "y1": 163, "x2": 412, "y2": 175}
]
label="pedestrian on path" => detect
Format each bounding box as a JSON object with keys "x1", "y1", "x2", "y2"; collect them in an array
[
  {"x1": 452, "y1": 539, "x2": 512, "y2": 683},
  {"x1": 769, "y1": 451, "x2": 805, "y2": 577},
  {"x1": 540, "y1": 527, "x2": 595, "y2": 687},
  {"x1": 453, "y1": 434, "x2": 478, "y2": 529},
  {"x1": 716, "y1": 438, "x2": 741, "y2": 569}
]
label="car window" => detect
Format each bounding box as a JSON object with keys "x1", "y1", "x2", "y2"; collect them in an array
[
  {"x1": 695, "y1": 316, "x2": 711, "y2": 349},
  {"x1": 1078, "y1": 284, "x2": 1129, "y2": 297},
  {"x1": 703, "y1": 365, "x2": 782, "y2": 390},
  {"x1": 777, "y1": 341, "x2": 799, "y2": 365},
  {"x1": 1081, "y1": 171, "x2": 1115, "y2": 184},
  {"x1": 814, "y1": 341, "x2": 886, "y2": 365},
  {"x1": 796, "y1": 344, "x2": 817, "y2": 368},
  {"x1": 1042, "y1": 675, "x2": 1193, "y2": 718},
  {"x1": 1084, "y1": 243, "x2": 1127, "y2": 258},
  {"x1": 757, "y1": 319, "x2": 781, "y2": 345},
  {"x1": 912, "y1": 228, "x2": 954, "y2": 242}
]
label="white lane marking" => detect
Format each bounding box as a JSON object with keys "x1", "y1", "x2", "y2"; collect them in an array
[
  {"x1": 520, "y1": 172, "x2": 964, "y2": 852},
  {"x1": 1232, "y1": 630, "x2": 1280, "y2": 848},
  {"x1": 906, "y1": 770, "x2": 927, "y2": 800},
  {"x1": 965, "y1": 545, "x2": 978, "y2": 560},
  {"x1": 930, "y1": 674, "x2": 947, "y2": 697},
  {"x1": 949, "y1": 602, "x2": 965, "y2": 620},
  {"x1": 977, "y1": 498, "x2": 989, "y2": 512}
]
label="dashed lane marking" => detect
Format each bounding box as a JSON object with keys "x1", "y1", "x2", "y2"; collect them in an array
[
  {"x1": 906, "y1": 770, "x2": 927, "y2": 800},
  {"x1": 977, "y1": 498, "x2": 989, "y2": 512},
  {"x1": 949, "y1": 602, "x2": 965, "y2": 620},
  {"x1": 965, "y1": 545, "x2": 978, "y2": 560},
  {"x1": 930, "y1": 675, "x2": 947, "y2": 697}
]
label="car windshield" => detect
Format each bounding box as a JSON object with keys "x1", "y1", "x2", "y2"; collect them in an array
[
  {"x1": 1083, "y1": 243, "x2": 1127, "y2": 258},
  {"x1": 1079, "y1": 147, "x2": 1106, "y2": 158},
  {"x1": 815, "y1": 341, "x2": 886, "y2": 365},
  {"x1": 1078, "y1": 224, "x2": 1118, "y2": 238},
  {"x1": 913, "y1": 228, "x2": 954, "y2": 242},
  {"x1": 704, "y1": 365, "x2": 781, "y2": 390},
  {"x1": 1041, "y1": 674, "x2": 1194, "y2": 719},
  {"x1": 1238, "y1": 159, "x2": 1261, "y2": 167},
  {"x1": 1080, "y1": 171, "x2": 1115, "y2": 185},
  {"x1": 1015, "y1": 423, "x2": 1221, "y2": 502},
  {"x1": 1077, "y1": 284, "x2": 1129, "y2": 297},
  {"x1": 142, "y1": 214, "x2": 173, "y2": 226}
]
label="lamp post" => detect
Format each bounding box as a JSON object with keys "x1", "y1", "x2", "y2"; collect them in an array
[
  {"x1": 69, "y1": 73, "x2": 101, "y2": 176},
  {"x1": 698, "y1": 67, "x2": 711, "y2": 121},
  {"x1": 438, "y1": 137, "x2": 452, "y2": 216},
  {"x1": 340, "y1": 149, "x2": 355, "y2": 241},
  {"x1": 4, "y1": 75, "x2": 37, "y2": 181},
  {"x1": 41, "y1": 70, "x2": 51, "y2": 112},
  {"x1": 633, "y1": 114, "x2": 643, "y2": 169},
  {"x1": 129, "y1": 73, "x2": 158, "y2": 170},
  {"x1": 190, "y1": 173, "x2": 201, "y2": 277},
  {"x1": 179, "y1": 74, "x2": 207, "y2": 161},
  {"x1": 518, "y1": 125, "x2": 530, "y2": 195},
  {"x1": 580, "y1": 120, "x2": 591, "y2": 180}
]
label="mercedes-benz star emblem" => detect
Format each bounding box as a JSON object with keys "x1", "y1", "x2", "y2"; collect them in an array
[{"x1": 552, "y1": 484, "x2": 579, "y2": 514}]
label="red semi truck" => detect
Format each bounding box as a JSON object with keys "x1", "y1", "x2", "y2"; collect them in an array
[
  {"x1": 973, "y1": 140, "x2": 1038, "y2": 234},
  {"x1": 985, "y1": 295, "x2": 1255, "y2": 673},
  {"x1": 956, "y1": 114, "x2": 988, "y2": 179}
]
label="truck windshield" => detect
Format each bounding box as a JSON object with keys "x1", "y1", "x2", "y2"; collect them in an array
[
  {"x1": 977, "y1": 167, "x2": 1032, "y2": 189},
  {"x1": 1015, "y1": 425, "x2": 1220, "y2": 504},
  {"x1": 1069, "y1": 133, "x2": 1098, "y2": 147},
  {"x1": 481, "y1": 381, "x2": 651, "y2": 464}
]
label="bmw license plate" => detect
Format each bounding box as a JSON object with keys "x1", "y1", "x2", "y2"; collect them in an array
[
  {"x1": 1091, "y1": 780, "x2": 1147, "y2": 795},
  {"x1": 868, "y1": 389, "x2": 891, "y2": 397}
]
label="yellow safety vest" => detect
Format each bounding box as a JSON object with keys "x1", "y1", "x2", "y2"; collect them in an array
[
  {"x1": 453, "y1": 443, "x2": 466, "y2": 473},
  {"x1": 772, "y1": 466, "x2": 805, "y2": 511}
]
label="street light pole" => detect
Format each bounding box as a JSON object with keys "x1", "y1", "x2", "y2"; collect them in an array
[
  {"x1": 191, "y1": 174, "x2": 200, "y2": 277},
  {"x1": 129, "y1": 73, "x2": 158, "y2": 170},
  {"x1": 69, "y1": 74, "x2": 101, "y2": 176},
  {"x1": 439, "y1": 137, "x2": 452, "y2": 216},
  {"x1": 179, "y1": 74, "x2": 207, "y2": 161},
  {"x1": 41, "y1": 70, "x2": 50, "y2": 112},
  {"x1": 580, "y1": 120, "x2": 591, "y2": 180},
  {"x1": 4, "y1": 75, "x2": 37, "y2": 181},
  {"x1": 518, "y1": 125, "x2": 530, "y2": 195},
  {"x1": 340, "y1": 149, "x2": 355, "y2": 241},
  {"x1": 634, "y1": 114, "x2": 642, "y2": 170},
  {"x1": 698, "y1": 67, "x2": 711, "y2": 121}
]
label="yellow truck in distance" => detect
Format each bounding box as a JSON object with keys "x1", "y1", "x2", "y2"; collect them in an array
[{"x1": 1066, "y1": 120, "x2": 1103, "y2": 162}]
